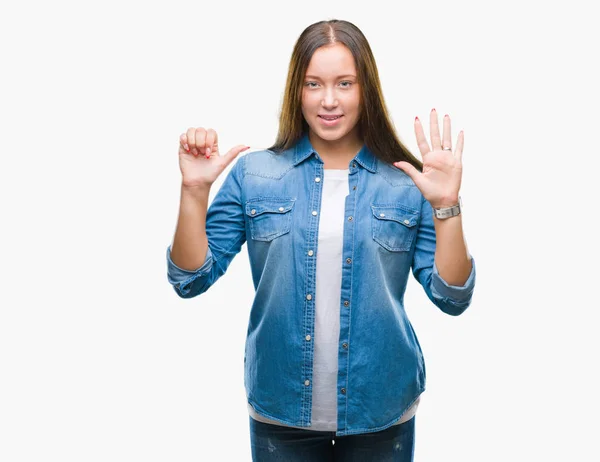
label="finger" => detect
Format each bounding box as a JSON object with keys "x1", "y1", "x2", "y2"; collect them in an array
[
  {"x1": 430, "y1": 108, "x2": 442, "y2": 151},
  {"x1": 442, "y1": 114, "x2": 452, "y2": 151},
  {"x1": 195, "y1": 127, "x2": 207, "y2": 157},
  {"x1": 222, "y1": 145, "x2": 251, "y2": 166},
  {"x1": 414, "y1": 117, "x2": 431, "y2": 157},
  {"x1": 186, "y1": 127, "x2": 199, "y2": 155},
  {"x1": 455, "y1": 130, "x2": 464, "y2": 164},
  {"x1": 205, "y1": 128, "x2": 218, "y2": 159},
  {"x1": 180, "y1": 133, "x2": 190, "y2": 153}
]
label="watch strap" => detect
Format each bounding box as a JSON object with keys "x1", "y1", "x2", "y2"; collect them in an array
[{"x1": 432, "y1": 197, "x2": 462, "y2": 219}]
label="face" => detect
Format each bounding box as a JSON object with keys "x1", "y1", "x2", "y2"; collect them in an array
[{"x1": 301, "y1": 43, "x2": 362, "y2": 148}]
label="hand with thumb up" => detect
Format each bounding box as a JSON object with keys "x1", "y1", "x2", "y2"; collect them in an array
[{"x1": 178, "y1": 127, "x2": 250, "y2": 188}]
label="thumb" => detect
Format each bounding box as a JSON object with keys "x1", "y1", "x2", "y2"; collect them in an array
[
  {"x1": 222, "y1": 145, "x2": 251, "y2": 166},
  {"x1": 393, "y1": 161, "x2": 420, "y2": 182}
]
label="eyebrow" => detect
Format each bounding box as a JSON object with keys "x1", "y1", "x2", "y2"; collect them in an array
[{"x1": 304, "y1": 74, "x2": 357, "y2": 79}]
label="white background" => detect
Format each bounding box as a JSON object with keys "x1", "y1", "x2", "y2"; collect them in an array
[{"x1": 1, "y1": 0, "x2": 598, "y2": 460}]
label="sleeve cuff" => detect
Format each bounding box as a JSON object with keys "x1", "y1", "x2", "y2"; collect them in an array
[
  {"x1": 166, "y1": 245, "x2": 213, "y2": 287},
  {"x1": 431, "y1": 256, "x2": 476, "y2": 302}
]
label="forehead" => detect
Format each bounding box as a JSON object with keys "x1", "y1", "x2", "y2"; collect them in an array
[{"x1": 305, "y1": 43, "x2": 356, "y2": 77}]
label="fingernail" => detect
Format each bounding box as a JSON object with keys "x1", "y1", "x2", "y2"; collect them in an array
[
  {"x1": 184, "y1": 144, "x2": 189, "y2": 151},
  {"x1": 444, "y1": 114, "x2": 449, "y2": 118},
  {"x1": 431, "y1": 108, "x2": 436, "y2": 112},
  {"x1": 415, "y1": 116, "x2": 419, "y2": 121},
  {"x1": 206, "y1": 148, "x2": 211, "y2": 156}
]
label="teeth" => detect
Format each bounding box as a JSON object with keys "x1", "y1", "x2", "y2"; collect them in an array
[{"x1": 322, "y1": 116, "x2": 340, "y2": 120}]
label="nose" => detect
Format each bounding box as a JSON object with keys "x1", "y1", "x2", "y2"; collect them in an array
[{"x1": 321, "y1": 87, "x2": 338, "y2": 108}]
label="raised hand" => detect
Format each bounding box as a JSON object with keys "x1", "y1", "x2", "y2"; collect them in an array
[
  {"x1": 393, "y1": 109, "x2": 464, "y2": 208},
  {"x1": 179, "y1": 127, "x2": 249, "y2": 188}
]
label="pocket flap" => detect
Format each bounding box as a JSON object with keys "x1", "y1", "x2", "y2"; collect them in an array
[
  {"x1": 246, "y1": 198, "x2": 295, "y2": 217},
  {"x1": 371, "y1": 205, "x2": 419, "y2": 227}
]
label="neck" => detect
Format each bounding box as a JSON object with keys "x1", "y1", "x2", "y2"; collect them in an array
[{"x1": 308, "y1": 131, "x2": 363, "y2": 169}]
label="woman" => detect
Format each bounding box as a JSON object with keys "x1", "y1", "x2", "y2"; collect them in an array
[{"x1": 167, "y1": 19, "x2": 476, "y2": 462}]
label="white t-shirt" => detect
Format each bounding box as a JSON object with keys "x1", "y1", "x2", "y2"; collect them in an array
[{"x1": 248, "y1": 168, "x2": 420, "y2": 430}]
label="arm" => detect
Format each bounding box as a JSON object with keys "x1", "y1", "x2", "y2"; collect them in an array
[
  {"x1": 170, "y1": 184, "x2": 211, "y2": 272},
  {"x1": 166, "y1": 157, "x2": 247, "y2": 298},
  {"x1": 411, "y1": 197, "x2": 476, "y2": 316},
  {"x1": 432, "y1": 203, "x2": 472, "y2": 286}
]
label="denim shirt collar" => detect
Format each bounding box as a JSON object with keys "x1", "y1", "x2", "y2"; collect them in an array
[{"x1": 292, "y1": 132, "x2": 378, "y2": 173}]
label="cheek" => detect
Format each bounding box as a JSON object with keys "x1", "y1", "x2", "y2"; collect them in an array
[{"x1": 302, "y1": 93, "x2": 319, "y2": 110}]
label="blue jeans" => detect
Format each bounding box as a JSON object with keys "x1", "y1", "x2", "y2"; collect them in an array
[{"x1": 249, "y1": 415, "x2": 416, "y2": 461}]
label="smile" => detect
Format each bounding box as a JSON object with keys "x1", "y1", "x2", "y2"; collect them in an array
[{"x1": 318, "y1": 115, "x2": 343, "y2": 126}]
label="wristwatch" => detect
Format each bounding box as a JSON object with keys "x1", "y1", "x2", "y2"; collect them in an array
[{"x1": 432, "y1": 196, "x2": 462, "y2": 219}]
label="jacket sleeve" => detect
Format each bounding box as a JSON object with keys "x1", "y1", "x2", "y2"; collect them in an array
[
  {"x1": 166, "y1": 156, "x2": 247, "y2": 299},
  {"x1": 411, "y1": 196, "x2": 476, "y2": 316}
]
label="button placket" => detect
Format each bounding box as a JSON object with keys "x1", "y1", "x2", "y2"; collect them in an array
[
  {"x1": 301, "y1": 162, "x2": 324, "y2": 423},
  {"x1": 335, "y1": 164, "x2": 357, "y2": 423}
]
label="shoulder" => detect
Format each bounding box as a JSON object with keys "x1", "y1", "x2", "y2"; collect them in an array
[
  {"x1": 239, "y1": 148, "x2": 295, "y2": 180},
  {"x1": 375, "y1": 159, "x2": 420, "y2": 189}
]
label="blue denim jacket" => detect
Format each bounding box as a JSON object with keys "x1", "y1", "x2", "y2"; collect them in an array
[{"x1": 166, "y1": 133, "x2": 476, "y2": 436}]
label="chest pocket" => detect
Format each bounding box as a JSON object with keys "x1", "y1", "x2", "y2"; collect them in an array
[
  {"x1": 371, "y1": 204, "x2": 420, "y2": 252},
  {"x1": 245, "y1": 198, "x2": 296, "y2": 242}
]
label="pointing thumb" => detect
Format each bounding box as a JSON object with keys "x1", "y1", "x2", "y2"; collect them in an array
[{"x1": 223, "y1": 145, "x2": 251, "y2": 166}]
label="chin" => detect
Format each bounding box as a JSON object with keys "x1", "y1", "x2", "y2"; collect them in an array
[{"x1": 312, "y1": 128, "x2": 348, "y2": 142}]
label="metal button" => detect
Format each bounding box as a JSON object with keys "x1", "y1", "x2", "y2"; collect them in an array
[
  {"x1": 279, "y1": 207, "x2": 284, "y2": 212},
  {"x1": 348, "y1": 216, "x2": 353, "y2": 221},
  {"x1": 315, "y1": 177, "x2": 321, "y2": 182},
  {"x1": 308, "y1": 250, "x2": 314, "y2": 256},
  {"x1": 306, "y1": 294, "x2": 312, "y2": 300},
  {"x1": 404, "y1": 219, "x2": 410, "y2": 225},
  {"x1": 251, "y1": 209, "x2": 256, "y2": 215},
  {"x1": 353, "y1": 162, "x2": 357, "y2": 168},
  {"x1": 380, "y1": 213, "x2": 385, "y2": 217},
  {"x1": 353, "y1": 186, "x2": 356, "y2": 190},
  {"x1": 341, "y1": 388, "x2": 346, "y2": 394},
  {"x1": 342, "y1": 343, "x2": 348, "y2": 349},
  {"x1": 306, "y1": 335, "x2": 311, "y2": 341},
  {"x1": 312, "y1": 211, "x2": 318, "y2": 216},
  {"x1": 305, "y1": 380, "x2": 310, "y2": 386},
  {"x1": 346, "y1": 258, "x2": 352, "y2": 264},
  {"x1": 343, "y1": 301, "x2": 349, "y2": 307}
]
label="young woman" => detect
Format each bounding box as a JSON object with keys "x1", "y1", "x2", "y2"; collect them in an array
[{"x1": 167, "y1": 19, "x2": 476, "y2": 462}]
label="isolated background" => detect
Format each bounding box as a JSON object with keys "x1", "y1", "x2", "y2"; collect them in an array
[{"x1": 1, "y1": 0, "x2": 598, "y2": 460}]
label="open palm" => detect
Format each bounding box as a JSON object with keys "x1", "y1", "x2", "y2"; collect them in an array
[{"x1": 394, "y1": 108, "x2": 464, "y2": 209}]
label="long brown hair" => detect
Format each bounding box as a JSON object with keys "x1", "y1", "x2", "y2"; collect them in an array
[{"x1": 267, "y1": 19, "x2": 423, "y2": 171}]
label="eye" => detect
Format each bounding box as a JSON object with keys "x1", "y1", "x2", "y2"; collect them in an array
[
  {"x1": 304, "y1": 82, "x2": 318, "y2": 88},
  {"x1": 340, "y1": 81, "x2": 353, "y2": 88}
]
